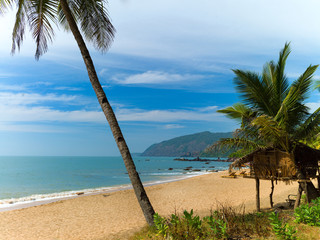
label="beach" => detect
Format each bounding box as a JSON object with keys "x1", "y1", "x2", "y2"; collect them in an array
[{"x1": 0, "y1": 171, "x2": 299, "y2": 240}]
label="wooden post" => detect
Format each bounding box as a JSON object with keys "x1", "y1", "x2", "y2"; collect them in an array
[
  {"x1": 305, "y1": 182, "x2": 309, "y2": 203},
  {"x1": 269, "y1": 180, "x2": 274, "y2": 208},
  {"x1": 294, "y1": 183, "x2": 302, "y2": 209},
  {"x1": 256, "y1": 177, "x2": 261, "y2": 212}
]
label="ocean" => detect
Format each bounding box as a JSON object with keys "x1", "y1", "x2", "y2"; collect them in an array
[{"x1": 0, "y1": 156, "x2": 230, "y2": 208}]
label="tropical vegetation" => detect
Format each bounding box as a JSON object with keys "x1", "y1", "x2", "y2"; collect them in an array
[
  {"x1": 132, "y1": 198, "x2": 320, "y2": 239},
  {"x1": 0, "y1": 0, "x2": 155, "y2": 225},
  {"x1": 210, "y1": 43, "x2": 320, "y2": 160}
]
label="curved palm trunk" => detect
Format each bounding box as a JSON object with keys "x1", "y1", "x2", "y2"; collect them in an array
[{"x1": 60, "y1": 0, "x2": 155, "y2": 225}]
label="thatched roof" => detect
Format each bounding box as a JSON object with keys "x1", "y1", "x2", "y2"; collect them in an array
[{"x1": 230, "y1": 144, "x2": 320, "y2": 180}]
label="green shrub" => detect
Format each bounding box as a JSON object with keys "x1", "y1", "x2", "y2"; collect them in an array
[
  {"x1": 153, "y1": 213, "x2": 169, "y2": 237},
  {"x1": 269, "y1": 212, "x2": 297, "y2": 240},
  {"x1": 203, "y1": 214, "x2": 228, "y2": 239},
  {"x1": 294, "y1": 197, "x2": 320, "y2": 226},
  {"x1": 151, "y1": 208, "x2": 270, "y2": 239}
]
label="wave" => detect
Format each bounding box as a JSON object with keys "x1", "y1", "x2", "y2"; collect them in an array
[{"x1": 0, "y1": 170, "x2": 214, "y2": 211}]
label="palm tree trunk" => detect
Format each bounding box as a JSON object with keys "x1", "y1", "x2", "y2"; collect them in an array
[{"x1": 60, "y1": 0, "x2": 155, "y2": 225}]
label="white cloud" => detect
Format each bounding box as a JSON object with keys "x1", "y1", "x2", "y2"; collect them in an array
[
  {"x1": 0, "y1": 122, "x2": 66, "y2": 133},
  {"x1": 112, "y1": 71, "x2": 203, "y2": 85},
  {"x1": 115, "y1": 107, "x2": 227, "y2": 123},
  {"x1": 54, "y1": 86, "x2": 83, "y2": 91},
  {"x1": 0, "y1": 92, "x2": 104, "y2": 126},
  {"x1": 0, "y1": 91, "x2": 229, "y2": 132},
  {"x1": 108, "y1": 0, "x2": 320, "y2": 60},
  {"x1": 0, "y1": 72, "x2": 17, "y2": 79},
  {"x1": 198, "y1": 106, "x2": 218, "y2": 112},
  {"x1": 0, "y1": 83, "x2": 26, "y2": 91},
  {"x1": 163, "y1": 124, "x2": 184, "y2": 129},
  {"x1": 0, "y1": 92, "x2": 76, "y2": 106}
]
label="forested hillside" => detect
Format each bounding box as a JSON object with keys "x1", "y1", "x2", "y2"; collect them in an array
[{"x1": 141, "y1": 131, "x2": 232, "y2": 157}]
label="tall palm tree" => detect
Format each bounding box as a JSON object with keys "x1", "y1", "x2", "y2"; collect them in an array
[
  {"x1": 0, "y1": 0, "x2": 155, "y2": 225},
  {"x1": 216, "y1": 43, "x2": 320, "y2": 155},
  {"x1": 212, "y1": 43, "x2": 320, "y2": 206}
]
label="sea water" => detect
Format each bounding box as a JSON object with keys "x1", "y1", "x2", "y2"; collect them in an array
[{"x1": 0, "y1": 156, "x2": 230, "y2": 208}]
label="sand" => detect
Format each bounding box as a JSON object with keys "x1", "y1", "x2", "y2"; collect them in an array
[{"x1": 0, "y1": 171, "x2": 299, "y2": 240}]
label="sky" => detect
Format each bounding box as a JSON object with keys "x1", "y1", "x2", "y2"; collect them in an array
[{"x1": 1, "y1": 0, "x2": 320, "y2": 156}]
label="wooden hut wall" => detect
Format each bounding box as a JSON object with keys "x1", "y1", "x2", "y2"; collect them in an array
[
  {"x1": 277, "y1": 151, "x2": 296, "y2": 178},
  {"x1": 294, "y1": 146, "x2": 320, "y2": 178},
  {"x1": 252, "y1": 150, "x2": 296, "y2": 179},
  {"x1": 252, "y1": 150, "x2": 278, "y2": 179}
]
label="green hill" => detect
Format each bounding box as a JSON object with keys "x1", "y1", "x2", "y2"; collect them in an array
[{"x1": 141, "y1": 131, "x2": 232, "y2": 157}]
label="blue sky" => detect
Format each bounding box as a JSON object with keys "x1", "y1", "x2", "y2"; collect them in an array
[{"x1": 1, "y1": 0, "x2": 320, "y2": 156}]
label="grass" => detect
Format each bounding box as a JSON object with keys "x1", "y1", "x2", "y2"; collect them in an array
[{"x1": 131, "y1": 198, "x2": 320, "y2": 240}]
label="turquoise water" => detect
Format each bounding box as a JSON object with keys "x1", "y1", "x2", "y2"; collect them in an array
[{"x1": 0, "y1": 156, "x2": 230, "y2": 201}]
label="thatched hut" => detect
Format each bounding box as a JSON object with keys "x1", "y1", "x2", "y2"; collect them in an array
[{"x1": 230, "y1": 144, "x2": 320, "y2": 211}]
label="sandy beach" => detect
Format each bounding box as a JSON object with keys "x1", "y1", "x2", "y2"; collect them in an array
[{"x1": 0, "y1": 171, "x2": 299, "y2": 240}]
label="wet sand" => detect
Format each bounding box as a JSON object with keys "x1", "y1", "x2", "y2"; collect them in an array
[{"x1": 0, "y1": 171, "x2": 299, "y2": 239}]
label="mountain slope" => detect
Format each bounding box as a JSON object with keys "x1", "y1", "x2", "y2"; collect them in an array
[{"x1": 141, "y1": 131, "x2": 232, "y2": 157}]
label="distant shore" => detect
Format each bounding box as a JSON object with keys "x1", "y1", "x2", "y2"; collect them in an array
[{"x1": 0, "y1": 170, "x2": 299, "y2": 240}]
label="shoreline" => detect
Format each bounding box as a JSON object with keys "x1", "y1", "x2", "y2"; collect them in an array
[
  {"x1": 0, "y1": 170, "x2": 213, "y2": 212},
  {"x1": 0, "y1": 170, "x2": 299, "y2": 240}
]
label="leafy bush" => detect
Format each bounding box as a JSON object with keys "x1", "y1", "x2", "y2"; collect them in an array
[
  {"x1": 294, "y1": 197, "x2": 320, "y2": 226},
  {"x1": 269, "y1": 212, "x2": 297, "y2": 240},
  {"x1": 153, "y1": 209, "x2": 227, "y2": 239},
  {"x1": 203, "y1": 214, "x2": 228, "y2": 239},
  {"x1": 153, "y1": 213, "x2": 169, "y2": 237},
  {"x1": 151, "y1": 207, "x2": 271, "y2": 239}
]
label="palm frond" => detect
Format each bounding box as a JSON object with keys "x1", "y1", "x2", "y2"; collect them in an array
[
  {"x1": 11, "y1": 0, "x2": 26, "y2": 54},
  {"x1": 233, "y1": 69, "x2": 275, "y2": 116},
  {"x1": 57, "y1": 0, "x2": 79, "y2": 31},
  {"x1": 26, "y1": 0, "x2": 58, "y2": 59},
  {"x1": 274, "y1": 42, "x2": 290, "y2": 105},
  {"x1": 294, "y1": 107, "x2": 320, "y2": 141},
  {"x1": 206, "y1": 137, "x2": 263, "y2": 154},
  {"x1": 73, "y1": 0, "x2": 115, "y2": 51},
  {"x1": 252, "y1": 115, "x2": 289, "y2": 151},
  {"x1": 314, "y1": 80, "x2": 320, "y2": 91},
  {"x1": 217, "y1": 103, "x2": 257, "y2": 127},
  {"x1": 291, "y1": 64, "x2": 318, "y2": 102},
  {"x1": 274, "y1": 64, "x2": 318, "y2": 131},
  {"x1": 0, "y1": 0, "x2": 12, "y2": 14}
]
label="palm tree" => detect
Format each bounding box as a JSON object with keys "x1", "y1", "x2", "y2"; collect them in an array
[
  {"x1": 216, "y1": 43, "x2": 320, "y2": 155},
  {"x1": 0, "y1": 0, "x2": 155, "y2": 225},
  {"x1": 212, "y1": 43, "x2": 320, "y2": 207}
]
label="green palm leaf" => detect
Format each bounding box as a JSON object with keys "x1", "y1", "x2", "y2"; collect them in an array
[
  {"x1": 0, "y1": 0, "x2": 12, "y2": 14},
  {"x1": 252, "y1": 115, "x2": 289, "y2": 151},
  {"x1": 11, "y1": 0, "x2": 27, "y2": 54},
  {"x1": 58, "y1": 0, "x2": 115, "y2": 51},
  {"x1": 206, "y1": 137, "x2": 263, "y2": 155},
  {"x1": 274, "y1": 42, "x2": 290, "y2": 105},
  {"x1": 294, "y1": 107, "x2": 320, "y2": 141},
  {"x1": 27, "y1": 0, "x2": 58, "y2": 59},
  {"x1": 233, "y1": 69, "x2": 275, "y2": 116},
  {"x1": 274, "y1": 64, "x2": 318, "y2": 132}
]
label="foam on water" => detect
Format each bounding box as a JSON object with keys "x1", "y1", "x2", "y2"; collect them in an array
[
  {"x1": 0, "y1": 170, "x2": 211, "y2": 211},
  {"x1": 0, "y1": 156, "x2": 230, "y2": 211}
]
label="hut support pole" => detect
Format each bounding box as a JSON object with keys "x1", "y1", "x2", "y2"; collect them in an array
[
  {"x1": 304, "y1": 182, "x2": 309, "y2": 203},
  {"x1": 294, "y1": 184, "x2": 302, "y2": 209},
  {"x1": 269, "y1": 180, "x2": 274, "y2": 208},
  {"x1": 255, "y1": 177, "x2": 260, "y2": 212}
]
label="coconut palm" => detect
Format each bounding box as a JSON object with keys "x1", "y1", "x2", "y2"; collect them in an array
[
  {"x1": 215, "y1": 43, "x2": 320, "y2": 155},
  {"x1": 211, "y1": 43, "x2": 320, "y2": 208},
  {"x1": 0, "y1": 0, "x2": 155, "y2": 225}
]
